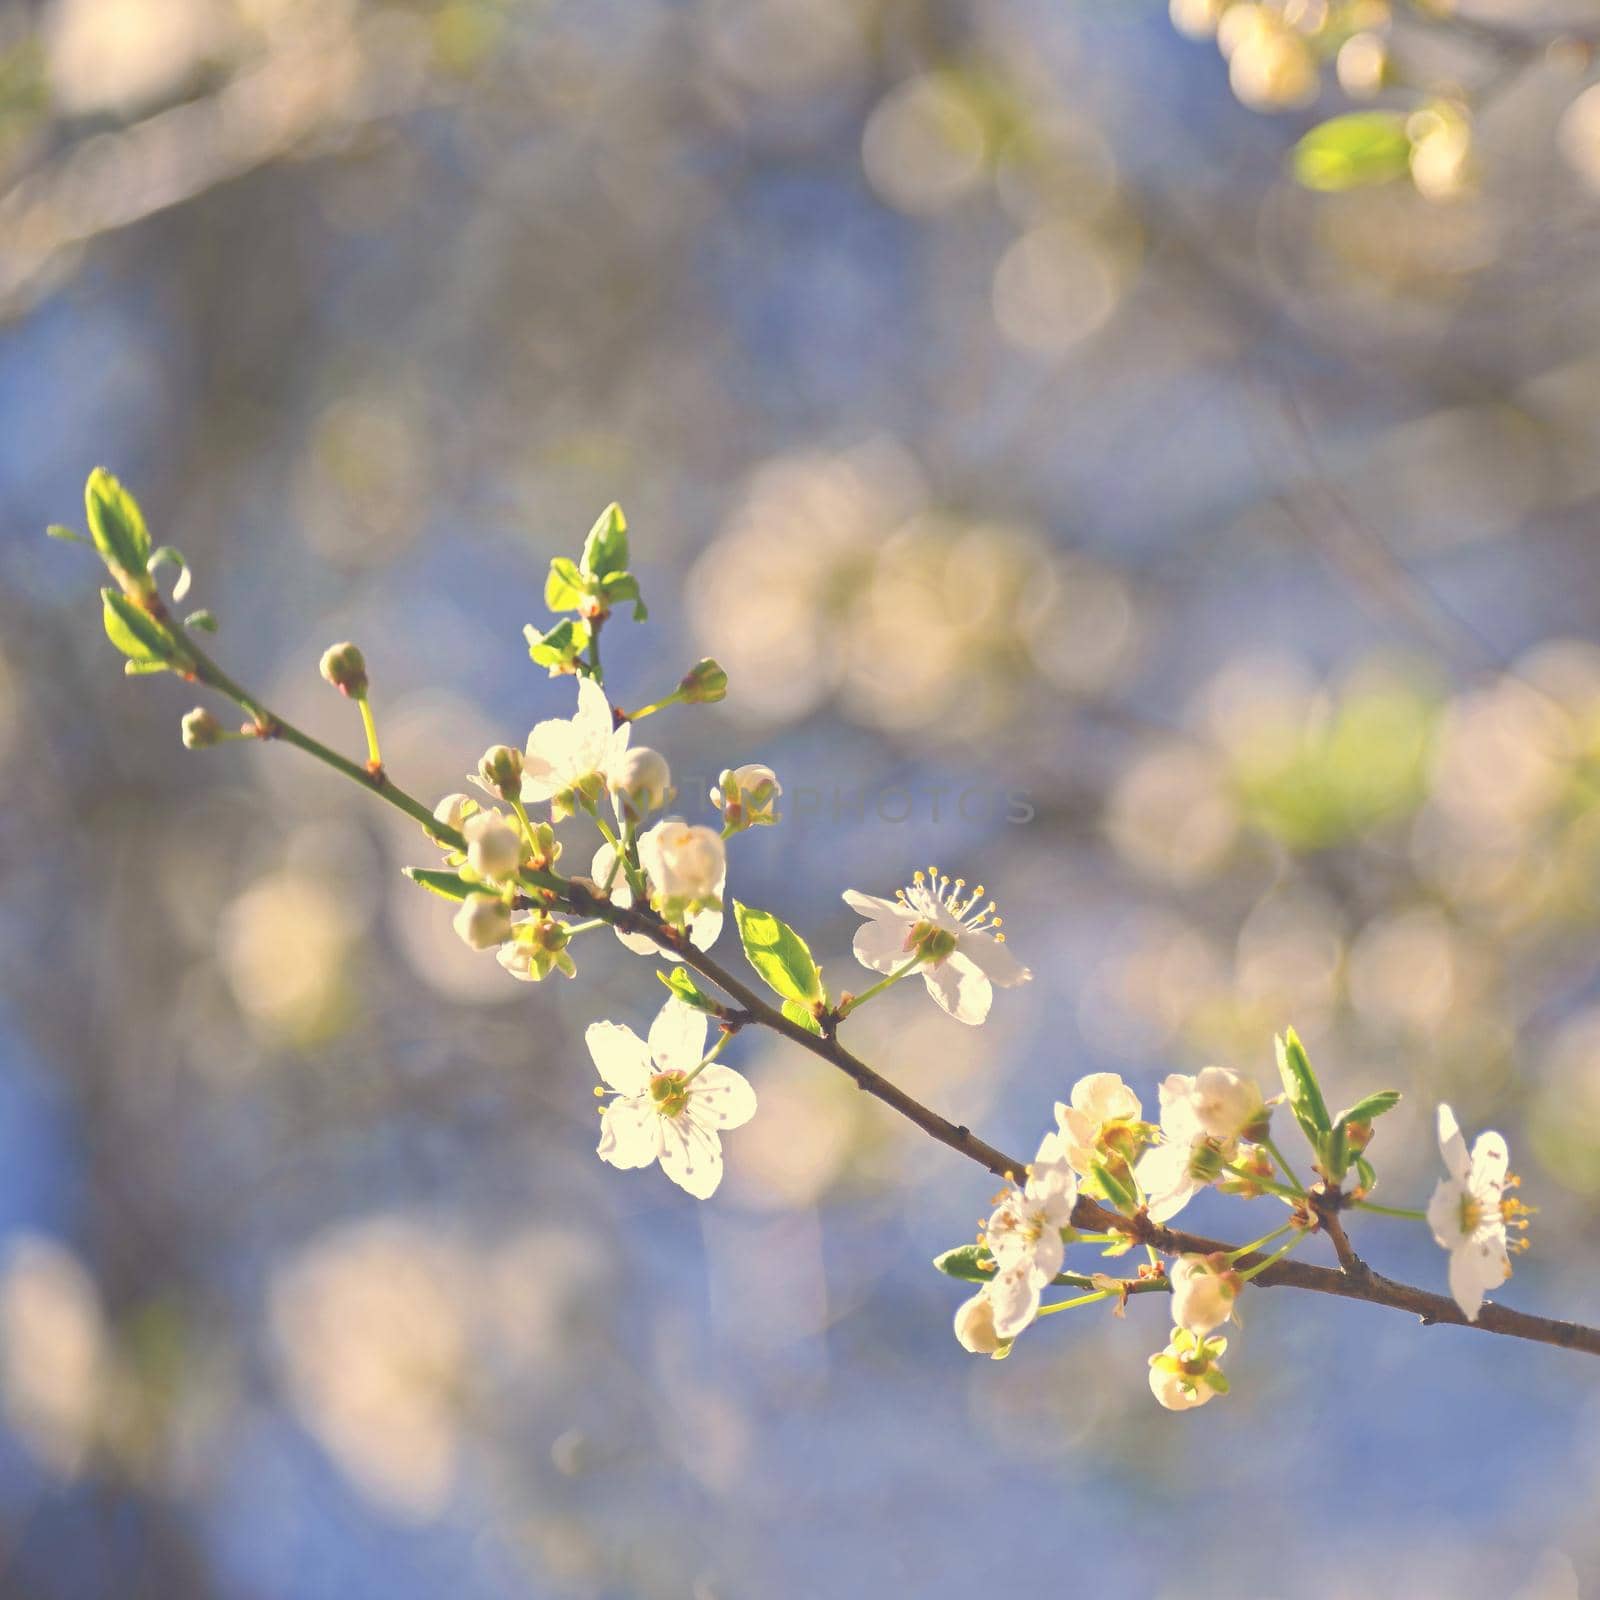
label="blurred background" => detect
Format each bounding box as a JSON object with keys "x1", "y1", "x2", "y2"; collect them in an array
[{"x1": 5, "y1": 0, "x2": 1600, "y2": 1594}]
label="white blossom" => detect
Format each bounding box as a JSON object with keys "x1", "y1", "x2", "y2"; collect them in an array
[
  {"x1": 590, "y1": 1001, "x2": 755, "y2": 1199},
  {"x1": 612, "y1": 746, "x2": 672, "y2": 822},
  {"x1": 1427, "y1": 1103, "x2": 1523, "y2": 1322},
  {"x1": 1056, "y1": 1072, "x2": 1143, "y2": 1177},
  {"x1": 432, "y1": 792, "x2": 477, "y2": 833},
  {"x1": 637, "y1": 819, "x2": 726, "y2": 922},
  {"x1": 521, "y1": 675, "x2": 631, "y2": 818},
  {"x1": 1148, "y1": 1327, "x2": 1228, "y2": 1411},
  {"x1": 463, "y1": 809, "x2": 523, "y2": 882},
  {"x1": 1133, "y1": 1072, "x2": 1243, "y2": 1223},
  {"x1": 1188, "y1": 1066, "x2": 1265, "y2": 1142},
  {"x1": 1168, "y1": 1256, "x2": 1239, "y2": 1336},
  {"x1": 452, "y1": 894, "x2": 512, "y2": 951},
  {"x1": 843, "y1": 867, "x2": 1030, "y2": 1026},
  {"x1": 981, "y1": 1131, "x2": 1079, "y2": 1340},
  {"x1": 590, "y1": 841, "x2": 724, "y2": 956}
]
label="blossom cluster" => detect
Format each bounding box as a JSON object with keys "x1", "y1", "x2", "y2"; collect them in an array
[{"x1": 60, "y1": 472, "x2": 1543, "y2": 1417}]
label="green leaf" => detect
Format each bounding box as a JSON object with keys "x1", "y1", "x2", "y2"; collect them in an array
[
  {"x1": 47, "y1": 523, "x2": 88, "y2": 546},
  {"x1": 545, "y1": 556, "x2": 587, "y2": 612},
  {"x1": 1354, "y1": 1155, "x2": 1377, "y2": 1194},
  {"x1": 600, "y1": 570, "x2": 647, "y2": 621},
  {"x1": 1318, "y1": 1125, "x2": 1351, "y2": 1183},
  {"x1": 1293, "y1": 112, "x2": 1411, "y2": 193},
  {"x1": 659, "y1": 966, "x2": 720, "y2": 1013},
  {"x1": 1275, "y1": 1028, "x2": 1332, "y2": 1145},
  {"x1": 525, "y1": 617, "x2": 591, "y2": 672},
  {"x1": 184, "y1": 608, "x2": 220, "y2": 633},
  {"x1": 148, "y1": 545, "x2": 191, "y2": 602},
  {"x1": 123, "y1": 659, "x2": 170, "y2": 676},
  {"x1": 781, "y1": 997, "x2": 823, "y2": 1035},
  {"x1": 101, "y1": 588, "x2": 176, "y2": 664},
  {"x1": 1091, "y1": 1159, "x2": 1137, "y2": 1212},
  {"x1": 579, "y1": 502, "x2": 629, "y2": 578},
  {"x1": 402, "y1": 867, "x2": 477, "y2": 902},
  {"x1": 733, "y1": 901, "x2": 823, "y2": 1005},
  {"x1": 933, "y1": 1243, "x2": 995, "y2": 1283},
  {"x1": 1334, "y1": 1089, "x2": 1402, "y2": 1129},
  {"x1": 86, "y1": 468, "x2": 151, "y2": 584}
]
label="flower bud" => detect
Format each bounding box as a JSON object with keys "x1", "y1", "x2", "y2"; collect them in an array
[
  {"x1": 433, "y1": 792, "x2": 477, "y2": 833},
  {"x1": 638, "y1": 818, "x2": 726, "y2": 915},
  {"x1": 1336, "y1": 31, "x2": 1388, "y2": 98},
  {"x1": 181, "y1": 707, "x2": 223, "y2": 750},
  {"x1": 1190, "y1": 1066, "x2": 1265, "y2": 1143},
  {"x1": 1168, "y1": 1256, "x2": 1239, "y2": 1336},
  {"x1": 953, "y1": 1291, "x2": 1008, "y2": 1357},
  {"x1": 711, "y1": 763, "x2": 782, "y2": 832},
  {"x1": 497, "y1": 915, "x2": 577, "y2": 981},
  {"x1": 477, "y1": 743, "x2": 525, "y2": 801},
  {"x1": 464, "y1": 809, "x2": 524, "y2": 882},
  {"x1": 453, "y1": 893, "x2": 513, "y2": 950},
  {"x1": 678, "y1": 657, "x2": 728, "y2": 705},
  {"x1": 612, "y1": 747, "x2": 672, "y2": 823},
  {"x1": 319, "y1": 642, "x2": 368, "y2": 699}
]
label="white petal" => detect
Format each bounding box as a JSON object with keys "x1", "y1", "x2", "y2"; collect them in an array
[
  {"x1": 648, "y1": 999, "x2": 707, "y2": 1073},
  {"x1": 1448, "y1": 1237, "x2": 1508, "y2": 1322},
  {"x1": 1073, "y1": 1072, "x2": 1141, "y2": 1124},
  {"x1": 853, "y1": 917, "x2": 911, "y2": 975},
  {"x1": 843, "y1": 889, "x2": 910, "y2": 922},
  {"x1": 585, "y1": 1022, "x2": 651, "y2": 1094},
  {"x1": 597, "y1": 1097, "x2": 662, "y2": 1170},
  {"x1": 657, "y1": 1116, "x2": 725, "y2": 1198},
  {"x1": 959, "y1": 931, "x2": 1031, "y2": 988},
  {"x1": 687, "y1": 1065, "x2": 756, "y2": 1130},
  {"x1": 615, "y1": 925, "x2": 661, "y2": 957},
  {"x1": 987, "y1": 1264, "x2": 1041, "y2": 1340},
  {"x1": 1427, "y1": 1177, "x2": 1469, "y2": 1251},
  {"x1": 574, "y1": 674, "x2": 614, "y2": 742},
  {"x1": 1029, "y1": 1227, "x2": 1065, "y2": 1285},
  {"x1": 1436, "y1": 1103, "x2": 1471, "y2": 1183},
  {"x1": 1470, "y1": 1130, "x2": 1509, "y2": 1196},
  {"x1": 1136, "y1": 1143, "x2": 1199, "y2": 1223},
  {"x1": 688, "y1": 905, "x2": 724, "y2": 951},
  {"x1": 923, "y1": 954, "x2": 993, "y2": 1025}
]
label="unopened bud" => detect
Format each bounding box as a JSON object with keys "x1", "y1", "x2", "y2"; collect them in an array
[
  {"x1": 612, "y1": 746, "x2": 673, "y2": 822},
  {"x1": 678, "y1": 657, "x2": 727, "y2": 705},
  {"x1": 711, "y1": 762, "x2": 782, "y2": 831},
  {"x1": 453, "y1": 893, "x2": 513, "y2": 950},
  {"x1": 319, "y1": 642, "x2": 368, "y2": 699},
  {"x1": 477, "y1": 743, "x2": 524, "y2": 801},
  {"x1": 433, "y1": 792, "x2": 477, "y2": 833},
  {"x1": 1168, "y1": 1256, "x2": 1239, "y2": 1336},
  {"x1": 464, "y1": 809, "x2": 524, "y2": 882},
  {"x1": 181, "y1": 707, "x2": 223, "y2": 750}
]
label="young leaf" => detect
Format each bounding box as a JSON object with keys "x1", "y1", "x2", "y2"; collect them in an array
[
  {"x1": 733, "y1": 900, "x2": 823, "y2": 1005},
  {"x1": 781, "y1": 997, "x2": 823, "y2": 1035},
  {"x1": 1334, "y1": 1089, "x2": 1402, "y2": 1129},
  {"x1": 526, "y1": 617, "x2": 590, "y2": 673},
  {"x1": 579, "y1": 502, "x2": 629, "y2": 578},
  {"x1": 600, "y1": 570, "x2": 647, "y2": 621},
  {"x1": 1275, "y1": 1028, "x2": 1332, "y2": 1144},
  {"x1": 148, "y1": 545, "x2": 192, "y2": 602},
  {"x1": 545, "y1": 556, "x2": 587, "y2": 612},
  {"x1": 659, "y1": 965, "x2": 720, "y2": 1013},
  {"x1": 402, "y1": 867, "x2": 477, "y2": 902},
  {"x1": 101, "y1": 588, "x2": 176, "y2": 665},
  {"x1": 184, "y1": 609, "x2": 220, "y2": 633},
  {"x1": 1318, "y1": 1125, "x2": 1351, "y2": 1183},
  {"x1": 934, "y1": 1243, "x2": 995, "y2": 1283},
  {"x1": 47, "y1": 523, "x2": 88, "y2": 545},
  {"x1": 86, "y1": 468, "x2": 152, "y2": 585},
  {"x1": 1293, "y1": 112, "x2": 1411, "y2": 193}
]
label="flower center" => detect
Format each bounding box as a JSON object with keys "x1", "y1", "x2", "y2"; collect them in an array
[
  {"x1": 897, "y1": 866, "x2": 1008, "y2": 943},
  {"x1": 649, "y1": 1070, "x2": 691, "y2": 1119}
]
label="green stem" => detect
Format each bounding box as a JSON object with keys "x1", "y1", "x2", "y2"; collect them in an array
[
  {"x1": 1353, "y1": 1200, "x2": 1428, "y2": 1221},
  {"x1": 841, "y1": 955, "x2": 923, "y2": 1016},
  {"x1": 590, "y1": 806, "x2": 648, "y2": 900},
  {"x1": 356, "y1": 696, "x2": 382, "y2": 770},
  {"x1": 684, "y1": 1029, "x2": 733, "y2": 1086},
  {"x1": 625, "y1": 688, "x2": 685, "y2": 722},
  {"x1": 1239, "y1": 1233, "x2": 1306, "y2": 1284},
  {"x1": 1225, "y1": 1222, "x2": 1294, "y2": 1263},
  {"x1": 1222, "y1": 1162, "x2": 1303, "y2": 1202},
  {"x1": 1036, "y1": 1289, "x2": 1114, "y2": 1318},
  {"x1": 1261, "y1": 1135, "x2": 1305, "y2": 1195}
]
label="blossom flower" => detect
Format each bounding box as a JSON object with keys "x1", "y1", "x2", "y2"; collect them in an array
[
  {"x1": 1427, "y1": 1103, "x2": 1528, "y2": 1321},
  {"x1": 1056, "y1": 1073, "x2": 1144, "y2": 1179},
  {"x1": 590, "y1": 841, "x2": 723, "y2": 956},
  {"x1": 521, "y1": 675, "x2": 631, "y2": 818},
  {"x1": 590, "y1": 1001, "x2": 756, "y2": 1198},
  {"x1": 711, "y1": 763, "x2": 782, "y2": 831},
  {"x1": 1168, "y1": 1255, "x2": 1239, "y2": 1336},
  {"x1": 452, "y1": 894, "x2": 512, "y2": 951},
  {"x1": 980, "y1": 1131, "x2": 1079, "y2": 1340},
  {"x1": 496, "y1": 915, "x2": 575, "y2": 981},
  {"x1": 1133, "y1": 1071, "x2": 1255, "y2": 1223},
  {"x1": 1148, "y1": 1327, "x2": 1229, "y2": 1411},
  {"x1": 463, "y1": 809, "x2": 524, "y2": 883},
  {"x1": 843, "y1": 867, "x2": 1030, "y2": 1026},
  {"x1": 637, "y1": 819, "x2": 726, "y2": 924}
]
